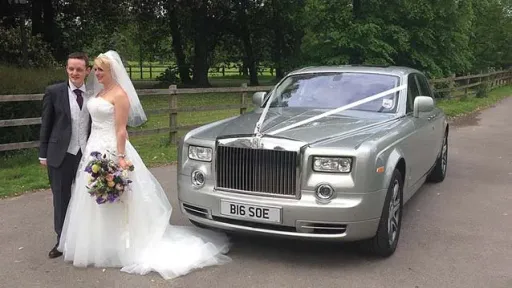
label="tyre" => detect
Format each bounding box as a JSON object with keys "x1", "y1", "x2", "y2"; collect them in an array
[
  {"x1": 361, "y1": 168, "x2": 404, "y2": 257},
  {"x1": 427, "y1": 132, "x2": 448, "y2": 183}
]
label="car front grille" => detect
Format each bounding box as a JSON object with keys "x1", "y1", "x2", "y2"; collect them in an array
[{"x1": 215, "y1": 146, "x2": 298, "y2": 197}]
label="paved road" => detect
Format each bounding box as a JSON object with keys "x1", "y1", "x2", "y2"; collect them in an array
[{"x1": 1, "y1": 98, "x2": 511, "y2": 288}]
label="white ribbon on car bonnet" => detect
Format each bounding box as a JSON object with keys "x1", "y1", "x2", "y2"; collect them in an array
[{"x1": 253, "y1": 84, "x2": 408, "y2": 136}]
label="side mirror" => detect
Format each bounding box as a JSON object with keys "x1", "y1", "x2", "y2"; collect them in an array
[
  {"x1": 252, "y1": 91, "x2": 266, "y2": 107},
  {"x1": 413, "y1": 96, "x2": 434, "y2": 117}
]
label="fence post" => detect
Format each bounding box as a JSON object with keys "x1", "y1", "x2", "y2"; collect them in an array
[
  {"x1": 448, "y1": 73, "x2": 456, "y2": 99},
  {"x1": 464, "y1": 75, "x2": 470, "y2": 99},
  {"x1": 240, "y1": 83, "x2": 247, "y2": 115},
  {"x1": 169, "y1": 85, "x2": 178, "y2": 145},
  {"x1": 149, "y1": 63, "x2": 153, "y2": 80}
]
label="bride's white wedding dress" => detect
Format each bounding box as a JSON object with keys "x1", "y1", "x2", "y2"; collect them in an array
[{"x1": 58, "y1": 96, "x2": 231, "y2": 280}]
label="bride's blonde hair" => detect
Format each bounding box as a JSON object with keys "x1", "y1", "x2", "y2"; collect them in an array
[{"x1": 94, "y1": 55, "x2": 111, "y2": 72}]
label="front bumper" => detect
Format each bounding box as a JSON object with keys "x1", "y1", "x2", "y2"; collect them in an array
[{"x1": 177, "y1": 173, "x2": 388, "y2": 241}]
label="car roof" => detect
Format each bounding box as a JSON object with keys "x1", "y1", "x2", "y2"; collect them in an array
[{"x1": 287, "y1": 65, "x2": 423, "y2": 77}]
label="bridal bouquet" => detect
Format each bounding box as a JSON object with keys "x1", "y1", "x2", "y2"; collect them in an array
[{"x1": 84, "y1": 151, "x2": 135, "y2": 205}]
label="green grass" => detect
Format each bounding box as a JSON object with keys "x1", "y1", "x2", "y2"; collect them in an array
[
  {"x1": 0, "y1": 150, "x2": 50, "y2": 197},
  {"x1": 436, "y1": 85, "x2": 512, "y2": 118},
  {"x1": 1, "y1": 85, "x2": 511, "y2": 198},
  {"x1": 0, "y1": 65, "x2": 66, "y2": 94}
]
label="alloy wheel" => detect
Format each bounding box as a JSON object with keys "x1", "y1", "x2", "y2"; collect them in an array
[{"x1": 388, "y1": 179, "x2": 401, "y2": 246}]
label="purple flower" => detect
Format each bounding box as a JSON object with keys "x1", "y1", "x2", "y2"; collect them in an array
[
  {"x1": 90, "y1": 151, "x2": 102, "y2": 159},
  {"x1": 96, "y1": 196, "x2": 106, "y2": 204}
]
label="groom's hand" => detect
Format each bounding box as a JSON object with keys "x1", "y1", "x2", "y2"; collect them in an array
[{"x1": 40, "y1": 159, "x2": 47, "y2": 166}]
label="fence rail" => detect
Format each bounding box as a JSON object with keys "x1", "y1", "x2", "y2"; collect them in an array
[
  {"x1": 125, "y1": 64, "x2": 274, "y2": 80},
  {"x1": 1, "y1": 70, "x2": 512, "y2": 152}
]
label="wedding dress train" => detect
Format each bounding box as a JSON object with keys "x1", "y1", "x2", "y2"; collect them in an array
[{"x1": 58, "y1": 96, "x2": 231, "y2": 280}]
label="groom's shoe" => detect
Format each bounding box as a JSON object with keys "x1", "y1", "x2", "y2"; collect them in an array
[{"x1": 48, "y1": 246, "x2": 62, "y2": 259}]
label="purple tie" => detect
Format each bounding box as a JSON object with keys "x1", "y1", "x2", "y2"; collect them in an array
[{"x1": 74, "y1": 89, "x2": 83, "y2": 109}]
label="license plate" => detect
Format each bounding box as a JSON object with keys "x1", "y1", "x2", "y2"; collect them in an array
[{"x1": 220, "y1": 200, "x2": 281, "y2": 223}]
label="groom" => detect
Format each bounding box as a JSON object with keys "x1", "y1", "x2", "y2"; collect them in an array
[{"x1": 38, "y1": 52, "x2": 92, "y2": 258}]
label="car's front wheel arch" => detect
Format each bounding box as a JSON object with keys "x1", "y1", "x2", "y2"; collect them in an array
[{"x1": 359, "y1": 166, "x2": 404, "y2": 257}]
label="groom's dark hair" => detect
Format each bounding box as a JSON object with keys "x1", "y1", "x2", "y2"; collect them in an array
[{"x1": 67, "y1": 52, "x2": 89, "y2": 68}]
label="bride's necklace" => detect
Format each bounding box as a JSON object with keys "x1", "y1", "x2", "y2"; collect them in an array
[{"x1": 98, "y1": 84, "x2": 115, "y2": 97}]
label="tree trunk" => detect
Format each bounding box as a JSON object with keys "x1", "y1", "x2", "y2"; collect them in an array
[
  {"x1": 271, "y1": 0, "x2": 284, "y2": 80},
  {"x1": 237, "y1": 1, "x2": 259, "y2": 86},
  {"x1": 42, "y1": 0, "x2": 55, "y2": 48},
  {"x1": 0, "y1": 0, "x2": 16, "y2": 28},
  {"x1": 31, "y1": 0, "x2": 43, "y2": 36},
  {"x1": 349, "y1": 0, "x2": 363, "y2": 64},
  {"x1": 191, "y1": 1, "x2": 210, "y2": 87},
  {"x1": 168, "y1": 3, "x2": 191, "y2": 84}
]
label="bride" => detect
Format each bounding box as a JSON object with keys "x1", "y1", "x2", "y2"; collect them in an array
[{"x1": 57, "y1": 50, "x2": 231, "y2": 280}]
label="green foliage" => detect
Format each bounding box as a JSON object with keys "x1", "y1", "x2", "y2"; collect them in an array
[
  {"x1": 476, "y1": 81, "x2": 490, "y2": 98},
  {"x1": 155, "y1": 66, "x2": 179, "y2": 85},
  {"x1": 436, "y1": 85, "x2": 512, "y2": 117},
  {"x1": 4, "y1": 0, "x2": 512, "y2": 83},
  {"x1": 301, "y1": 0, "x2": 480, "y2": 78},
  {"x1": 0, "y1": 26, "x2": 57, "y2": 68}
]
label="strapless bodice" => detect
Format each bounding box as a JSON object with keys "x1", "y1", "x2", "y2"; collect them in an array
[{"x1": 86, "y1": 96, "x2": 117, "y2": 150}]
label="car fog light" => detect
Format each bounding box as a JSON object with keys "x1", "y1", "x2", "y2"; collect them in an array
[
  {"x1": 191, "y1": 170, "x2": 205, "y2": 188},
  {"x1": 316, "y1": 184, "x2": 334, "y2": 200}
]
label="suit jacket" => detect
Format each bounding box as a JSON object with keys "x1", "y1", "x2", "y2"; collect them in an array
[{"x1": 39, "y1": 82, "x2": 92, "y2": 168}]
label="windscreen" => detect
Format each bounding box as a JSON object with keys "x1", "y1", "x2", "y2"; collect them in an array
[{"x1": 267, "y1": 72, "x2": 400, "y2": 113}]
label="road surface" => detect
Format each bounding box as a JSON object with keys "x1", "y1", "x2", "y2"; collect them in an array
[{"x1": 1, "y1": 97, "x2": 511, "y2": 288}]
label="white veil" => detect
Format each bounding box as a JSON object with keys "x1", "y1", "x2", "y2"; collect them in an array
[{"x1": 86, "y1": 50, "x2": 147, "y2": 127}]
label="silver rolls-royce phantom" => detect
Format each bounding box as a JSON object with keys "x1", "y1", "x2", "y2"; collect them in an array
[{"x1": 177, "y1": 65, "x2": 448, "y2": 257}]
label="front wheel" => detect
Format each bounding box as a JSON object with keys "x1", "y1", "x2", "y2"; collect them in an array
[
  {"x1": 361, "y1": 168, "x2": 403, "y2": 257},
  {"x1": 427, "y1": 132, "x2": 448, "y2": 183}
]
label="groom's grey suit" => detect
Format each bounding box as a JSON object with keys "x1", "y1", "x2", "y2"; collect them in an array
[{"x1": 39, "y1": 80, "x2": 91, "y2": 247}]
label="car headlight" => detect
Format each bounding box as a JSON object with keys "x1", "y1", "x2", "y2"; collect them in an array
[
  {"x1": 188, "y1": 145, "x2": 212, "y2": 162},
  {"x1": 313, "y1": 157, "x2": 352, "y2": 173}
]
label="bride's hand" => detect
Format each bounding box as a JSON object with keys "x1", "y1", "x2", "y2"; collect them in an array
[{"x1": 119, "y1": 157, "x2": 130, "y2": 170}]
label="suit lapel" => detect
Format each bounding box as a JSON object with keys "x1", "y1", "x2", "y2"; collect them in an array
[{"x1": 61, "y1": 82, "x2": 71, "y2": 122}]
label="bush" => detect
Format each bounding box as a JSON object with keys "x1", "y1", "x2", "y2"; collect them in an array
[
  {"x1": 155, "y1": 66, "x2": 179, "y2": 85},
  {"x1": 475, "y1": 81, "x2": 489, "y2": 98},
  {"x1": 0, "y1": 26, "x2": 57, "y2": 68}
]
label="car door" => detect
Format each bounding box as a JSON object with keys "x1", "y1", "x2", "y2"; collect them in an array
[
  {"x1": 416, "y1": 74, "x2": 443, "y2": 169},
  {"x1": 404, "y1": 73, "x2": 434, "y2": 188}
]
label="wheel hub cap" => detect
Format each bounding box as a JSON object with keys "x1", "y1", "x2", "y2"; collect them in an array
[
  {"x1": 388, "y1": 180, "x2": 400, "y2": 245},
  {"x1": 441, "y1": 137, "x2": 448, "y2": 174}
]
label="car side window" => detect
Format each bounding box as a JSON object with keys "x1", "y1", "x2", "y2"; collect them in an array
[
  {"x1": 407, "y1": 74, "x2": 421, "y2": 113},
  {"x1": 416, "y1": 74, "x2": 433, "y2": 98}
]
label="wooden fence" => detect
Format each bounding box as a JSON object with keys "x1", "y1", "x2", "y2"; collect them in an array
[
  {"x1": 1, "y1": 69, "x2": 512, "y2": 152},
  {"x1": 126, "y1": 64, "x2": 273, "y2": 80}
]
